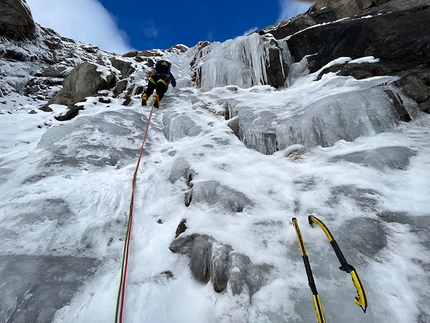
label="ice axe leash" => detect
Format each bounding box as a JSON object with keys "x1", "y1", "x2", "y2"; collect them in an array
[
  {"x1": 115, "y1": 105, "x2": 155, "y2": 323},
  {"x1": 292, "y1": 217, "x2": 326, "y2": 323},
  {"x1": 308, "y1": 215, "x2": 368, "y2": 313}
]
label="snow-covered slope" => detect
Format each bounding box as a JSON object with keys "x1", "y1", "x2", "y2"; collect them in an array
[
  {"x1": 1, "y1": 3, "x2": 430, "y2": 322},
  {"x1": 1, "y1": 42, "x2": 430, "y2": 323}
]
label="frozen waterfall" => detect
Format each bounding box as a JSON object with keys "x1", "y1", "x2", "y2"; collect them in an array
[{"x1": 1, "y1": 31, "x2": 429, "y2": 323}]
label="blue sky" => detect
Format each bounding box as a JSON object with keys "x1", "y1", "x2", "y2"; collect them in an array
[{"x1": 26, "y1": 0, "x2": 311, "y2": 54}]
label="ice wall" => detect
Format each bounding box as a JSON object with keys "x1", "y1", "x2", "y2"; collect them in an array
[
  {"x1": 190, "y1": 33, "x2": 292, "y2": 91},
  {"x1": 227, "y1": 75, "x2": 420, "y2": 153}
]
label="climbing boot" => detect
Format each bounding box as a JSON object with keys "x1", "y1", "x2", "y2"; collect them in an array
[
  {"x1": 153, "y1": 94, "x2": 160, "y2": 109},
  {"x1": 141, "y1": 93, "x2": 148, "y2": 106}
]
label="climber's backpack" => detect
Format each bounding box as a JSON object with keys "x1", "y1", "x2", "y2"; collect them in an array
[{"x1": 155, "y1": 60, "x2": 171, "y2": 74}]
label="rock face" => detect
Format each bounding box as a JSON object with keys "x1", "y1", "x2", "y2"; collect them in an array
[
  {"x1": 0, "y1": 0, "x2": 35, "y2": 40},
  {"x1": 259, "y1": 0, "x2": 430, "y2": 113},
  {"x1": 287, "y1": 6, "x2": 430, "y2": 73}
]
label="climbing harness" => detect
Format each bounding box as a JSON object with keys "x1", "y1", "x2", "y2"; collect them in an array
[
  {"x1": 308, "y1": 215, "x2": 368, "y2": 313},
  {"x1": 114, "y1": 105, "x2": 156, "y2": 323},
  {"x1": 292, "y1": 217, "x2": 326, "y2": 323}
]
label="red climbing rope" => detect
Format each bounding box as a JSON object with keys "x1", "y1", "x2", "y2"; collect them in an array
[{"x1": 115, "y1": 106, "x2": 155, "y2": 323}]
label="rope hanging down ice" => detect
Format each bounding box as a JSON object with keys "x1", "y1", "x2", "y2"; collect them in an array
[{"x1": 115, "y1": 105, "x2": 155, "y2": 323}]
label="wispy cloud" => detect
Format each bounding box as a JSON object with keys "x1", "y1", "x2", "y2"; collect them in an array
[
  {"x1": 26, "y1": 0, "x2": 133, "y2": 54},
  {"x1": 244, "y1": 27, "x2": 259, "y2": 35},
  {"x1": 278, "y1": 0, "x2": 312, "y2": 22},
  {"x1": 141, "y1": 21, "x2": 158, "y2": 39}
]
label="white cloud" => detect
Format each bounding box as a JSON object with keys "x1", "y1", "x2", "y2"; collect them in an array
[
  {"x1": 142, "y1": 21, "x2": 158, "y2": 39},
  {"x1": 244, "y1": 27, "x2": 259, "y2": 35},
  {"x1": 278, "y1": 0, "x2": 312, "y2": 22},
  {"x1": 26, "y1": 0, "x2": 133, "y2": 54}
]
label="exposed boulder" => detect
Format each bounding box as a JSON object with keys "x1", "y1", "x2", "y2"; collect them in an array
[
  {"x1": 258, "y1": 12, "x2": 316, "y2": 40},
  {"x1": 54, "y1": 106, "x2": 84, "y2": 122},
  {"x1": 113, "y1": 79, "x2": 128, "y2": 98},
  {"x1": 109, "y1": 57, "x2": 135, "y2": 80},
  {"x1": 168, "y1": 44, "x2": 189, "y2": 53},
  {"x1": 174, "y1": 219, "x2": 187, "y2": 238},
  {"x1": 0, "y1": 0, "x2": 35, "y2": 40},
  {"x1": 47, "y1": 62, "x2": 116, "y2": 117}
]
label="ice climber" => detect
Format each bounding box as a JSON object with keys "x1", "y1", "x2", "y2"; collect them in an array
[{"x1": 141, "y1": 60, "x2": 176, "y2": 108}]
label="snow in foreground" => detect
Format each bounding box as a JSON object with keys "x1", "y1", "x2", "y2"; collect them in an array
[{"x1": 1, "y1": 50, "x2": 430, "y2": 323}]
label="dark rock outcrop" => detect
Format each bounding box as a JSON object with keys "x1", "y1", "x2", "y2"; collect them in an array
[
  {"x1": 395, "y1": 69, "x2": 430, "y2": 114},
  {"x1": 47, "y1": 62, "x2": 116, "y2": 118},
  {"x1": 0, "y1": 0, "x2": 35, "y2": 40},
  {"x1": 265, "y1": 40, "x2": 290, "y2": 88},
  {"x1": 54, "y1": 106, "x2": 84, "y2": 122},
  {"x1": 109, "y1": 57, "x2": 135, "y2": 80},
  {"x1": 286, "y1": 6, "x2": 430, "y2": 74},
  {"x1": 259, "y1": 0, "x2": 430, "y2": 114}
]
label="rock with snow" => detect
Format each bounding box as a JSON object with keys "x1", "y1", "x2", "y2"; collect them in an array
[
  {"x1": 260, "y1": 0, "x2": 430, "y2": 114},
  {"x1": 329, "y1": 146, "x2": 416, "y2": 170},
  {"x1": 286, "y1": 5, "x2": 430, "y2": 74},
  {"x1": 47, "y1": 62, "x2": 116, "y2": 114},
  {"x1": 162, "y1": 110, "x2": 203, "y2": 141},
  {"x1": 169, "y1": 157, "x2": 195, "y2": 184},
  {"x1": 185, "y1": 180, "x2": 253, "y2": 212}
]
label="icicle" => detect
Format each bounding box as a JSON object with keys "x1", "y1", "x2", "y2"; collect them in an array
[{"x1": 191, "y1": 33, "x2": 292, "y2": 91}]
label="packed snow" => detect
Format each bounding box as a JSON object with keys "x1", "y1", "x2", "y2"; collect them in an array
[{"x1": 1, "y1": 37, "x2": 430, "y2": 323}]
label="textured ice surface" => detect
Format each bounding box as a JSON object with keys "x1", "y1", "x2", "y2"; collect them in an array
[
  {"x1": 192, "y1": 33, "x2": 291, "y2": 91},
  {"x1": 0, "y1": 255, "x2": 98, "y2": 323},
  {"x1": 187, "y1": 180, "x2": 253, "y2": 212},
  {"x1": 234, "y1": 86, "x2": 406, "y2": 153},
  {"x1": 1, "y1": 38, "x2": 430, "y2": 323},
  {"x1": 169, "y1": 233, "x2": 273, "y2": 296},
  {"x1": 37, "y1": 109, "x2": 149, "y2": 170},
  {"x1": 162, "y1": 110, "x2": 203, "y2": 141},
  {"x1": 329, "y1": 146, "x2": 416, "y2": 170}
]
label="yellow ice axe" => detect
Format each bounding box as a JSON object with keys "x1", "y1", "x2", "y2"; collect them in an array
[
  {"x1": 292, "y1": 217, "x2": 326, "y2": 323},
  {"x1": 308, "y1": 215, "x2": 368, "y2": 313}
]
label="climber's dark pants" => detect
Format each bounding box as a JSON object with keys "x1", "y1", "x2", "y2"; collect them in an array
[{"x1": 144, "y1": 74, "x2": 168, "y2": 100}]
